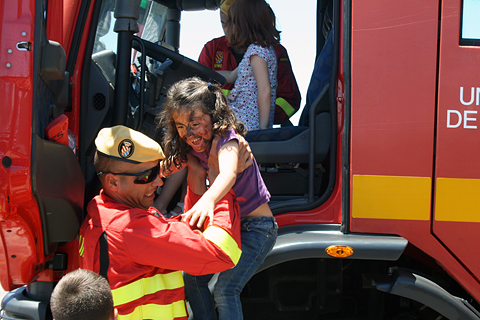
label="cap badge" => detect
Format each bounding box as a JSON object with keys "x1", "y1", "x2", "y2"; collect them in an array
[{"x1": 118, "y1": 139, "x2": 134, "y2": 159}]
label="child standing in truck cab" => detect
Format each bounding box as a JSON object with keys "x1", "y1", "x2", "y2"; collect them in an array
[
  {"x1": 157, "y1": 77, "x2": 278, "y2": 320},
  {"x1": 218, "y1": 0, "x2": 279, "y2": 131}
]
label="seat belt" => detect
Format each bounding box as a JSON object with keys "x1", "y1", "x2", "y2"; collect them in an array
[{"x1": 99, "y1": 231, "x2": 109, "y2": 282}]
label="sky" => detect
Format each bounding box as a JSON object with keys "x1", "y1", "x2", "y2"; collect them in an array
[
  {"x1": 462, "y1": 0, "x2": 480, "y2": 39},
  {"x1": 102, "y1": 0, "x2": 480, "y2": 124},
  {"x1": 178, "y1": 2, "x2": 317, "y2": 125}
]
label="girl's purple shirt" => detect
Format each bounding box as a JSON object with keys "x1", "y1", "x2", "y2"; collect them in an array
[{"x1": 190, "y1": 128, "x2": 270, "y2": 217}]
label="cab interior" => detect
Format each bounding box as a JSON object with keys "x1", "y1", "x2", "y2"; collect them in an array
[
  {"x1": 13, "y1": 0, "x2": 340, "y2": 317},
  {"x1": 79, "y1": 0, "x2": 339, "y2": 216},
  {"x1": 31, "y1": 0, "x2": 339, "y2": 265}
]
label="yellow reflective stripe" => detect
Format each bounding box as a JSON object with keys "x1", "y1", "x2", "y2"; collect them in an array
[
  {"x1": 221, "y1": 89, "x2": 231, "y2": 97},
  {"x1": 78, "y1": 235, "x2": 84, "y2": 257},
  {"x1": 222, "y1": 90, "x2": 296, "y2": 118},
  {"x1": 117, "y1": 301, "x2": 187, "y2": 320},
  {"x1": 111, "y1": 271, "x2": 184, "y2": 306},
  {"x1": 203, "y1": 226, "x2": 241, "y2": 265},
  {"x1": 436, "y1": 177, "x2": 480, "y2": 222},
  {"x1": 352, "y1": 175, "x2": 431, "y2": 220},
  {"x1": 276, "y1": 97, "x2": 296, "y2": 117}
]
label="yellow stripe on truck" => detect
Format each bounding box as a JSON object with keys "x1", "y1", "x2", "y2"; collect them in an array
[
  {"x1": 435, "y1": 177, "x2": 480, "y2": 222},
  {"x1": 352, "y1": 175, "x2": 431, "y2": 220}
]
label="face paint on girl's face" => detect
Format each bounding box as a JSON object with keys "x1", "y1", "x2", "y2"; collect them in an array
[{"x1": 173, "y1": 108, "x2": 213, "y2": 153}]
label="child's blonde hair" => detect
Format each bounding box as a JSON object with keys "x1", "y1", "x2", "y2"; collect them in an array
[{"x1": 157, "y1": 77, "x2": 246, "y2": 174}]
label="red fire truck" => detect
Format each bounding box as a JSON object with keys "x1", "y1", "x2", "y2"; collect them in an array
[{"x1": 1, "y1": 0, "x2": 480, "y2": 319}]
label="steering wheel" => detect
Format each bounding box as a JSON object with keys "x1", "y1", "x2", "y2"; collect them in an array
[{"x1": 132, "y1": 37, "x2": 226, "y2": 85}]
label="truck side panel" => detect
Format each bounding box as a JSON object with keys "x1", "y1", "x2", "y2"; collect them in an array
[
  {"x1": 349, "y1": 0, "x2": 437, "y2": 230},
  {"x1": 349, "y1": 0, "x2": 480, "y2": 303},
  {"x1": 434, "y1": 0, "x2": 480, "y2": 289}
]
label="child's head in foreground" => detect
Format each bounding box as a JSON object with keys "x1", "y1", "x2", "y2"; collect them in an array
[{"x1": 50, "y1": 269, "x2": 117, "y2": 320}]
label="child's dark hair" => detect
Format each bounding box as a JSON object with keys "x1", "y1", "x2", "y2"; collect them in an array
[
  {"x1": 225, "y1": 0, "x2": 280, "y2": 52},
  {"x1": 157, "y1": 77, "x2": 246, "y2": 174}
]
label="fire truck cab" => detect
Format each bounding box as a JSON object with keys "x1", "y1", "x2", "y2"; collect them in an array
[{"x1": 1, "y1": 0, "x2": 480, "y2": 319}]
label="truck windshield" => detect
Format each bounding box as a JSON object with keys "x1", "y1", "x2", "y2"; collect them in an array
[{"x1": 93, "y1": 0, "x2": 168, "y2": 55}]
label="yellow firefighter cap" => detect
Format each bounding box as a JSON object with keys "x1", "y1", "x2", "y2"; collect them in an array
[
  {"x1": 95, "y1": 125, "x2": 165, "y2": 163},
  {"x1": 220, "y1": 0, "x2": 235, "y2": 14}
]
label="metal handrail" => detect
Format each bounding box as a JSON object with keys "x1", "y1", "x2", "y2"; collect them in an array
[
  {"x1": 132, "y1": 36, "x2": 146, "y2": 131},
  {"x1": 308, "y1": 84, "x2": 329, "y2": 202}
]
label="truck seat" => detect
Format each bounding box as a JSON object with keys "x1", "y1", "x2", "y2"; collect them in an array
[
  {"x1": 246, "y1": 29, "x2": 335, "y2": 166},
  {"x1": 83, "y1": 50, "x2": 117, "y2": 202}
]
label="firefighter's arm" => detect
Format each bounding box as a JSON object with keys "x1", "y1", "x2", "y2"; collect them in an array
[
  {"x1": 125, "y1": 196, "x2": 241, "y2": 275},
  {"x1": 159, "y1": 159, "x2": 186, "y2": 178},
  {"x1": 182, "y1": 139, "x2": 238, "y2": 228},
  {"x1": 185, "y1": 136, "x2": 252, "y2": 199},
  {"x1": 216, "y1": 68, "x2": 238, "y2": 84}
]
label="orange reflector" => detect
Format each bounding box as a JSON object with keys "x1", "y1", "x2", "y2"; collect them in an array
[{"x1": 325, "y1": 245, "x2": 354, "y2": 258}]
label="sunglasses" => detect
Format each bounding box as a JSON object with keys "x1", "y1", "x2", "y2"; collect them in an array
[{"x1": 97, "y1": 162, "x2": 161, "y2": 184}]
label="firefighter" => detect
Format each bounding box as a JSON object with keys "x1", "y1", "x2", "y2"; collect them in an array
[
  {"x1": 198, "y1": 0, "x2": 301, "y2": 125},
  {"x1": 79, "y1": 125, "x2": 244, "y2": 320}
]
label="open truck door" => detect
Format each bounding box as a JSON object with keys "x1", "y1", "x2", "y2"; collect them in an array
[{"x1": 0, "y1": 0, "x2": 84, "y2": 319}]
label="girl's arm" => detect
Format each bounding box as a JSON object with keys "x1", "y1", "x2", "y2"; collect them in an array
[
  {"x1": 216, "y1": 67, "x2": 239, "y2": 84},
  {"x1": 153, "y1": 167, "x2": 187, "y2": 214},
  {"x1": 208, "y1": 135, "x2": 253, "y2": 186},
  {"x1": 251, "y1": 54, "x2": 271, "y2": 130},
  {"x1": 159, "y1": 159, "x2": 186, "y2": 178},
  {"x1": 182, "y1": 139, "x2": 239, "y2": 228}
]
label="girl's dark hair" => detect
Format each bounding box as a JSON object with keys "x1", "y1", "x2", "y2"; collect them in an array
[
  {"x1": 225, "y1": 0, "x2": 280, "y2": 51},
  {"x1": 157, "y1": 77, "x2": 246, "y2": 174}
]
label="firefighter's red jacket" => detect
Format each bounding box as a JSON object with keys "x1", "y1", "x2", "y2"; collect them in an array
[
  {"x1": 79, "y1": 188, "x2": 241, "y2": 320},
  {"x1": 198, "y1": 35, "x2": 302, "y2": 124}
]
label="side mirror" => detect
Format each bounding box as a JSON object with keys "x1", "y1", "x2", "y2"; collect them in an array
[
  {"x1": 40, "y1": 40, "x2": 65, "y2": 81},
  {"x1": 40, "y1": 40, "x2": 70, "y2": 117}
]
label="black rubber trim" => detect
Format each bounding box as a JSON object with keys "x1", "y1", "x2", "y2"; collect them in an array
[
  {"x1": 373, "y1": 269, "x2": 480, "y2": 319},
  {"x1": 257, "y1": 224, "x2": 408, "y2": 274}
]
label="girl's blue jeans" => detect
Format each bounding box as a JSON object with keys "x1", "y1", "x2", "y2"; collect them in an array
[{"x1": 184, "y1": 216, "x2": 278, "y2": 320}]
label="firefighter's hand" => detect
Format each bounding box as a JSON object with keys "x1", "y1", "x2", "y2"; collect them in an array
[
  {"x1": 237, "y1": 135, "x2": 253, "y2": 172},
  {"x1": 208, "y1": 135, "x2": 252, "y2": 185}
]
